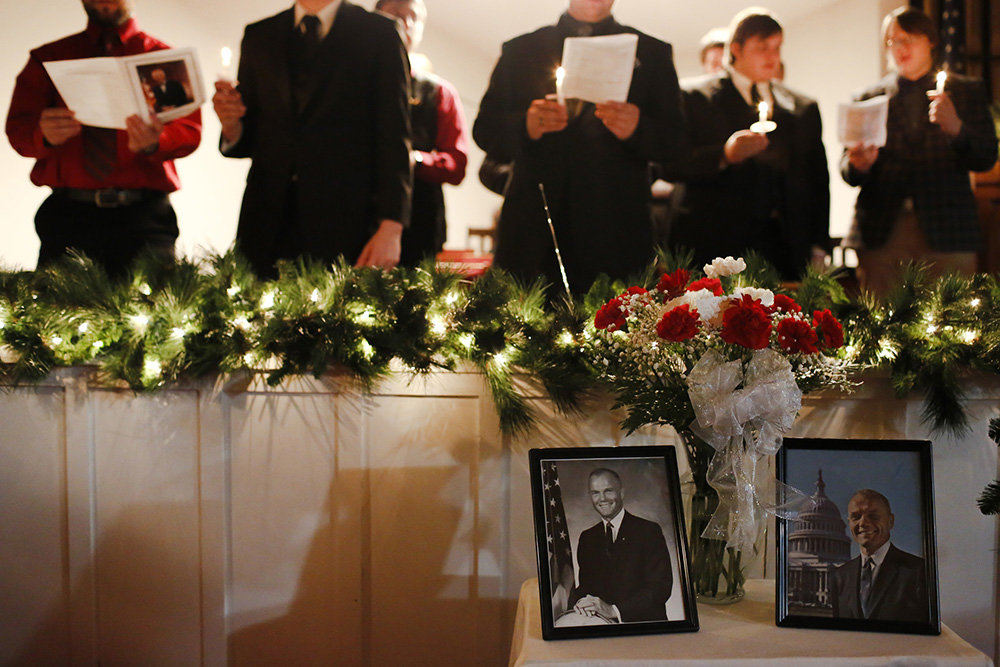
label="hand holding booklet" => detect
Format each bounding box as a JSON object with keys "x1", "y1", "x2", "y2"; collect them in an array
[
  {"x1": 837, "y1": 95, "x2": 888, "y2": 147},
  {"x1": 43, "y1": 47, "x2": 204, "y2": 129},
  {"x1": 559, "y1": 33, "x2": 638, "y2": 104}
]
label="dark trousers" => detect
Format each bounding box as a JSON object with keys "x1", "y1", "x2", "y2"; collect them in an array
[{"x1": 35, "y1": 191, "x2": 177, "y2": 277}]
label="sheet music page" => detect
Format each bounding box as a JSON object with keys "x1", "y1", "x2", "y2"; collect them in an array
[
  {"x1": 43, "y1": 56, "x2": 137, "y2": 129},
  {"x1": 560, "y1": 33, "x2": 638, "y2": 104},
  {"x1": 837, "y1": 95, "x2": 889, "y2": 147}
]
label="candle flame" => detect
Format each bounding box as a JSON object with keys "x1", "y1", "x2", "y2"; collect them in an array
[
  {"x1": 221, "y1": 46, "x2": 233, "y2": 69},
  {"x1": 757, "y1": 101, "x2": 769, "y2": 116},
  {"x1": 555, "y1": 66, "x2": 565, "y2": 86},
  {"x1": 936, "y1": 70, "x2": 947, "y2": 89}
]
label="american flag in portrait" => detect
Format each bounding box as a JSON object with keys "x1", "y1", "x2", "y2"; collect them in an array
[
  {"x1": 940, "y1": 0, "x2": 965, "y2": 73},
  {"x1": 542, "y1": 461, "x2": 576, "y2": 617}
]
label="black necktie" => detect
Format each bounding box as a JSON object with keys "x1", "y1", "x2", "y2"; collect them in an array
[
  {"x1": 750, "y1": 83, "x2": 762, "y2": 107},
  {"x1": 291, "y1": 15, "x2": 322, "y2": 112},
  {"x1": 604, "y1": 522, "x2": 614, "y2": 552},
  {"x1": 299, "y1": 15, "x2": 321, "y2": 55},
  {"x1": 859, "y1": 557, "x2": 874, "y2": 618},
  {"x1": 82, "y1": 28, "x2": 121, "y2": 181}
]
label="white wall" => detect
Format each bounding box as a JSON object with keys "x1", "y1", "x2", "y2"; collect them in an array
[{"x1": 0, "y1": 0, "x2": 895, "y2": 269}]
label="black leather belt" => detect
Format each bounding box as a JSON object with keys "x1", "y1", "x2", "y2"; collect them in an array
[{"x1": 54, "y1": 188, "x2": 162, "y2": 208}]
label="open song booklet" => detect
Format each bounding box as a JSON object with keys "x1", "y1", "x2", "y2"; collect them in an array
[
  {"x1": 560, "y1": 33, "x2": 638, "y2": 104},
  {"x1": 837, "y1": 95, "x2": 889, "y2": 147},
  {"x1": 43, "y1": 47, "x2": 204, "y2": 130}
]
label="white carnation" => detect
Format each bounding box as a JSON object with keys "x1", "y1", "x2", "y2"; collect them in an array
[
  {"x1": 733, "y1": 286, "x2": 774, "y2": 308},
  {"x1": 703, "y1": 256, "x2": 747, "y2": 279},
  {"x1": 663, "y1": 289, "x2": 724, "y2": 328}
]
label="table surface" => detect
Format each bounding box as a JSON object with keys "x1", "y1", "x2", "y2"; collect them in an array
[{"x1": 510, "y1": 579, "x2": 993, "y2": 667}]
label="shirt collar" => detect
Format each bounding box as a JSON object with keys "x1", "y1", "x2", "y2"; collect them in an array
[
  {"x1": 863, "y1": 539, "x2": 892, "y2": 568},
  {"x1": 85, "y1": 16, "x2": 139, "y2": 45},
  {"x1": 294, "y1": 0, "x2": 341, "y2": 40},
  {"x1": 604, "y1": 507, "x2": 625, "y2": 534},
  {"x1": 726, "y1": 65, "x2": 773, "y2": 108},
  {"x1": 556, "y1": 11, "x2": 619, "y2": 38}
]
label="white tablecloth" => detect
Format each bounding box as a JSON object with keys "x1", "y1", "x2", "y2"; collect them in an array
[{"x1": 510, "y1": 579, "x2": 992, "y2": 667}]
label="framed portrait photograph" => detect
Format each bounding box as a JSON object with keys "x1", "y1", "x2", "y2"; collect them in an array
[
  {"x1": 776, "y1": 438, "x2": 940, "y2": 635},
  {"x1": 126, "y1": 47, "x2": 204, "y2": 124},
  {"x1": 528, "y1": 446, "x2": 699, "y2": 640}
]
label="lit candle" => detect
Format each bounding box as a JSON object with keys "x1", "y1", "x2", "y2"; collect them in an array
[
  {"x1": 555, "y1": 66, "x2": 566, "y2": 106},
  {"x1": 219, "y1": 46, "x2": 235, "y2": 82},
  {"x1": 935, "y1": 70, "x2": 947, "y2": 94},
  {"x1": 749, "y1": 100, "x2": 777, "y2": 134}
]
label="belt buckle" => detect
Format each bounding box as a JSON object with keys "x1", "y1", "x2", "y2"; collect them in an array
[{"x1": 94, "y1": 189, "x2": 121, "y2": 208}]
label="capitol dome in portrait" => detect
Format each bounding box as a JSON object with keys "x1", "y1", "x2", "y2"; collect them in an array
[{"x1": 787, "y1": 470, "x2": 851, "y2": 611}]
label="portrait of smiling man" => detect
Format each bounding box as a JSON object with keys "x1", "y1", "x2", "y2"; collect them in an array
[
  {"x1": 565, "y1": 468, "x2": 673, "y2": 624},
  {"x1": 830, "y1": 489, "x2": 930, "y2": 623}
]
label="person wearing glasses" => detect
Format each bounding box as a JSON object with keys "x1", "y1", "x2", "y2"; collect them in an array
[{"x1": 841, "y1": 7, "x2": 998, "y2": 295}]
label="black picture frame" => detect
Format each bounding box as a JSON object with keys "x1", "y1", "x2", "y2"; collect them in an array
[
  {"x1": 776, "y1": 438, "x2": 940, "y2": 635},
  {"x1": 528, "y1": 446, "x2": 699, "y2": 640}
]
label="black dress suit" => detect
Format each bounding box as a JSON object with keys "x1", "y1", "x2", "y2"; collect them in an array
[
  {"x1": 842, "y1": 72, "x2": 998, "y2": 252},
  {"x1": 662, "y1": 72, "x2": 829, "y2": 280},
  {"x1": 223, "y1": 2, "x2": 412, "y2": 275},
  {"x1": 152, "y1": 79, "x2": 189, "y2": 110},
  {"x1": 830, "y1": 543, "x2": 929, "y2": 623},
  {"x1": 567, "y1": 511, "x2": 672, "y2": 622},
  {"x1": 473, "y1": 13, "x2": 685, "y2": 293}
]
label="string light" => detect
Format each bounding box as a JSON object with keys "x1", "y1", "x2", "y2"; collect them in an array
[
  {"x1": 77, "y1": 322, "x2": 90, "y2": 334},
  {"x1": 170, "y1": 327, "x2": 186, "y2": 340},
  {"x1": 359, "y1": 338, "x2": 374, "y2": 359},
  {"x1": 91, "y1": 340, "x2": 104, "y2": 352},
  {"x1": 232, "y1": 316, "x2": 251, "y2": 332},
  {"x1": 50, "y1": 335, "x2": 63, "y2": 347},
  {"x1": 925, "y1": 323, "x2": 938, "y2": 336},
  {"x1": 493, "y1": 346, "x2": 514, "y2": 369},
  {"x1": 444, "y1": 291, "x2": 460, "y2": 306},
  {"x1": 959, "y1": 329, "x2": 978, "y2": 344},
  {"x1": 227, "y1": 284, "x2": 241, "y2": 297},
  {"x1": 970, "y1": 297, "x2": 981, "y2": 308},
  {"x1": 557, "y1": 331, "x2": 574, "y2": 347},
  {"x1": 129, "y1": 313, "x2": 150, "y2": 333},
  {"x1": 458, "y1": 333, "x2": 475, "y2": 350},
  {"x1": 876, "y1": 338, "x2": 898, "y2": 361},
  {"x1": 260, "y1": 290, "x2": 276, "y2": 310},
  {"x1": 309, "y1": 289, "x2": 321, "y2": 303},
  {"x1": 142, "y1": 357, "x2": 162, "y2": 381},
  {"x1": 137, "y1": 283, "x2": 152, "y2": 296},
  {"x1": 430, "y1": 316, "x2": 448, "y2": 335},
  {"x1": 353, "y1": 309, "x2": 375, "y2": 326}
]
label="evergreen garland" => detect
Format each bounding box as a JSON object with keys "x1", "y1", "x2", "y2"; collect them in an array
[{"x1": 2, "y1": 253, "x2": 1000, "y2": 447}]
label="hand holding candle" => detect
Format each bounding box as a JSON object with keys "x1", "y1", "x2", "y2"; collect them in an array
[
  {"x1": 927, "y1": 71, "x2": 962, "y2": 137},
  {"x1": 935, "y1": 69, "x2": 947, "y2": 94},
  {"x1": 555, "y1": 66, "x2": 566, "y2": 107},
  {"x1": 218, "y1": 46, "x2": 235, "y2": 83}
]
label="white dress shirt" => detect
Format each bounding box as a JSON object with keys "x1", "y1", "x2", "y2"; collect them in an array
[
  {"x1": 861, "y1": 539, "x2": 893, "y2": 583},
  {"x1": 727, "y1": 65, "x2": 773, "y2": 109},
  {"x1": 294, "y1": 0, "x2": 341, "y2": 40}
]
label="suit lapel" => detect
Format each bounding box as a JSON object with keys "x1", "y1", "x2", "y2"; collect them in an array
[
  {"x1": 841, "y1": 557, "x2": 862, "y2": 616},
  {"x1": 298, "y1": 1, "x2": 353, "y2": 118},
  {"x1": 714, "y1": 75, "x2": 755, "y2": 127},
  {"x1": 268, "y1": 9, "x2": 295, "y2": 117},
  {"x1": 865, "y1": 545, "x2": 900, "y2": 616},
  {"x1": 771, "y1": 83, "x2": 795, "y2": 121}
]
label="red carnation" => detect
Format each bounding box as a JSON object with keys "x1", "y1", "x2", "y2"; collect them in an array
[
  {"x1": 720, "y1": 295, "x2": 772, "y2": 349},
  {"x1": 619, "y1": 286, "x2": 648, "y2": 298},
  {"x1": 656, "y1": 304, "x2": 701, "y2": 342},
  {"x1": 813, "y1": 309, "x2": 844, "y2": 349},
  {"x1": 777, "y1": 317, "x2": 820, "y2": 354},
  {"x1": 687, "y1": 277, "x2": 724, "y2": 296},
  {"x1": 771, "y1": 294, "x2": 802, "y2": 314},
  {"x1": 594, "y1": 298, "x2": 627, "y2": 331},
  {"x1": 657, "y1": 268, "x2": 690, "y2": 299}
]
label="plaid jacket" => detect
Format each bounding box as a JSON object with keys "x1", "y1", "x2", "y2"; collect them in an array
[{"x1": 842, "y1": 72, "x2": 997, "y2": 251}]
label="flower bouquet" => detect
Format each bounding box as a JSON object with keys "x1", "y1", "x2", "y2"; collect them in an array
[{"x1": 592, "y1": 257, "x2": 852, "y2": 603}]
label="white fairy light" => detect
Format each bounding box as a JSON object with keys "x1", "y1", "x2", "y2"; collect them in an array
[
  {"x1": 91, "y1": 340, "x2": 104, "y2": 352},
  {"x1": 170, "y1": 327, "x2": 186, "y2": 340},
  {"x1": 227, "y1": 284, "x2": 241, "y2": 297},
  {"x1": 232, "y1": 316, "x2": 251, "y2": 332},
  {"x1": 876, "y1": 338, "x2": 898, "y2": 361},
  {"x1": 444, "y1": 291, "x2": 460, "y2": 306},
  {"x1": 557, "y1": 331, "x2": 574, "y2": 347},
  {"x1": 430, "y1": 316, "x2": 448, "y2": 336},
  {"x1": 458, "y1": 333, "x2": 475, "y2": 350},
  {"x1": 354, "y1": 309, "x2": 376, "y2": 326},
  {"x1": 260, "y1": 290, "x2": 276, "y2": 310},
  {"x1": 77, "y1": 321, "x2": 90, "y2": 334},
  {"x1": 970, "y1": 297, "x2": 981, "y2": 308},
  {"x1": 129, "y1": 313, "x2": 150, "y2": 333},
  {"x1": 359, "y1": 338, "x2": 374, "y2": 359},
  {"x1": 50, "y1": 335, "x2": 63, "y2": 347},
  {"x1": 493, "y1": 346, "x2": 515, "y2": 369},
  {"x1": 143, "y1": 357, "x2": 162, "y2": 380},
  {"x1": 309, "y1": 288, "x2": 321, "y2": 303},
  {"x1": 137, "y1": 283, "x2": 152, "y2": 296},
  {"x1": 925, "y1": 323, "x2": 938, "y2": 336},
  {"x1": 959, "y1": 329, "x2": 978, "y2": 344}
]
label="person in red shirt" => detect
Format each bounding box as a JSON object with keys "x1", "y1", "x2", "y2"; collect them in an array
[
  {"x1": 376, "y1": 0, "x2": 469, "y2": 267},
  {"x1": 5, "y1": 0, "x2": 201, "y2": 275}
]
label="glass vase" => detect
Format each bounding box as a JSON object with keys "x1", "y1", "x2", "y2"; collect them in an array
[{"x1": 680, "y1": 429, "x2": 750, "y2": 604}]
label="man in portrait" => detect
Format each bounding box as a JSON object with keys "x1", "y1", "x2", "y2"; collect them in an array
[
  {"x1": 566, "y1": 468, "x2": 672, "y2": 623},
  {"x1": 149, "y1": 67, "x2": 190, "y2": 111},
  {"x1": 830, "y1": 489, "x2": 929, "y2": 622}
]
